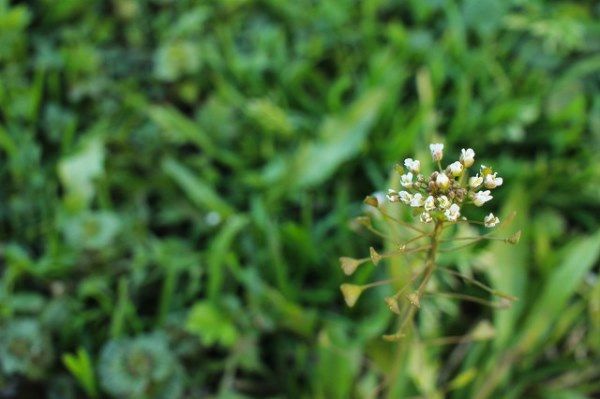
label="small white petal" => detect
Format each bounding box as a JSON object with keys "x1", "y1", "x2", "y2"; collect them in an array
[
  {"x1": 484, "y1": 213, "x2": 500, "y2": 228},
  {"x1": 469, "y1": 175, "x2": 483, "y2": 188},
  {"x1": 420, "y1": 212, "x2": 432, "y2": 223},
  {"x1": 449, "y1": 161, "x2": 463, "y2": 177},
  {"x1": 436, "y1": 173, "x2": 450, "y2": 189},
  {"x1": 444, "y1": 203, "x2": 461, "y2": 222},
  {"x1": 460, "y1": 148, "x2": 475, "y2": 167},
  {"x1": 424, "y1": 196, "x2": 436, "y2": 211},
  {"x1": 400, "y1": 172, "x2": 414, "y2": 188},
  {"x1": 437, "y1": 195, "x2": 450, "y2": 209},
  {"x1": 399, "y1": 191, "x2": 412, "y2": 204},
  {"x1": 430, "y1": 143, "x2": 444, "y2": 161},
  {"x1": 473, "y1": 190, "x2": 493, "y2": 206},
  {"x1": 404, "y1": 158, "x2": 421, "y2": 173},
  {"x1": 410, "y1": 193, "x2": 424, "y2": 207}
]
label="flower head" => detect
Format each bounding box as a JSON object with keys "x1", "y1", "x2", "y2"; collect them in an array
[
  {"x1": 484, "y1": 213, "x2": 500, "y2": 228},
  {"x1": 404, "y1": 158, "x2": 420, "y2": 173},
  {"x1": 444, "y1": 204, "x2": 461, "y2": 221},
  {"x1": 460, "y1": 148, "x2": 475, "y2": 167},
  {"x1": 430, "y1": 143, "x2": 444, "y2": 161},
  {"x1": 473, "y1": 190, "x2": 493, "y2": 207}
]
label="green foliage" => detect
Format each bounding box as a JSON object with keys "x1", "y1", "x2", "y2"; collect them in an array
[{"x1": 0, "y1": 0, "x2": 598, "y2": 397}]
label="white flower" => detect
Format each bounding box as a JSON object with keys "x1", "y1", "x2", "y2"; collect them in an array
[
  {"x1": 410, "y1": 193, "x2": 424, "y2": 207},
  {"x1": 436, "y1": 172, "x2": 450, "y2": 189},
  {"x1": 404, "y1": 158, "x2": 420, "y2": 173},
  {"x1": 437, "y1": 195, "x2": 450, "y2": 209},
  {"x1": 420, "y1": 212, "x2": 432, "y2": 223},
  {"x1": 449, "y1": 161, "x2": 463, "y2": 177},
  {"x1": 460, "y1": 148, "x2": 475, "y2": 167},
  {"x1": 484, "y1": 213, "x2": 500, "y2": 228},
  {"x1": 444, "y1": 204, "x2": 461, "y2": 222},
  {"x1": 386, "y1": 189, "x2": 399, "y2": 202},
  {"x1": 399, "y1": 191, "x2": 412, "y2": 204},
  {"x1": 424, "y1": 195, "x2": 435, "y2": 211},
  {"x1": 430, "y1": 143, "x2": 444, "y2": 161},
  {"x1": 484, "y1": 172, "x2": 503, "y2": 189},
  {"x1": 473, "y1": 190, "x2": 493, "y2": 206},
  {"x1": 469, "y1": 174, "x2": 483, "y2": 188},
  {"x1": 400, "y1": 172, "x2": 413, "y2": 188}
]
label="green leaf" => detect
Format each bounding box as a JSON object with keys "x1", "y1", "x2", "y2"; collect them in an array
[
  {"x1": 518, "y1": 230, "x2": 600, "y2": 351},
  {"x1": 185, "y1": 301, "x2": 239, "y2": 348},
  {"x1": 62, "y1": 348, "x2": 99, "y2": 398}
]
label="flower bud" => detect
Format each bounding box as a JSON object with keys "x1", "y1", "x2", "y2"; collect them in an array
[
  {"x1": 429, "y1": 143, "x2": 444, "y2": 161},
  {"x1": 436, "y1": 172, "x2": 450, "y2": 189},
  {"x1": 460, "y1": 148, "x2": 475, "y2": 167},
  {"x1": 449, "y1": 161, "x2": 463, "y2": 177}
]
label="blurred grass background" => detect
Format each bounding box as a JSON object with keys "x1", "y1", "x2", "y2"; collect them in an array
[{"x1": 0, "y1": 0, "x2": 599, "y2": 398}]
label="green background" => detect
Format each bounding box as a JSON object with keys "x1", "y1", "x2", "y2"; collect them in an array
[{"x1": 0, "y1": 0, "x2": 599, "y2": 398}]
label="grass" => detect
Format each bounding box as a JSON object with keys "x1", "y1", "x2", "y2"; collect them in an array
[{"x1": 0, "y1": 0, "x2": 599, "y2": 398}]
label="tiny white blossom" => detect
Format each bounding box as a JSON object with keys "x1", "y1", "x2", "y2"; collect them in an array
[
  {"x1": 410, "y1": 193, "x2": 424, "y2": 207},
  {"x1": 436, "y1": 172, "x2": 450, "y2": 189},
  {"x1": 460, "y1": 148, "x2": 475, "y2": 167},
  {"x1": 437, "y1": 195, "x2": 450, "y2": 209},
  {"x1": 484, "y1": 213, "x2": 500, "y2": 228},
  {"x1": 449, "y1": 161, "x2": 463, "y2": 177},
  {"x1": 484, "y1": 173, "x2": 503, "y2": 189},
  {"x1": 473, "y1": 190, "x2": 493, "y2": 206},
  {"x1": 400, "y1": 172, "x2": 413, "y2": 188},
  {"x1": 404, "y1": 158, "x2": 420, "y2": 173},
  {"x1": 444, "y1": 203, "x2": 461, "y2": 222},
  {"x1": 424, "y1": 195, "x2": 436, "y2": 211},
  {"x1": 469, "y1": 174, "x2": 483, "y2": 188},
  {"x1": 386, "y1": 189, "x2": 399, "y2": 202},
  {"x1": 430, "y1": 143, "x2": 444, "y2": 161},
  {"x1": 399, "y1": 191, "x2": 412, "y2": 204},
  {"x1": 420, "y1": 211, "x2": 432, "y2": 223}
]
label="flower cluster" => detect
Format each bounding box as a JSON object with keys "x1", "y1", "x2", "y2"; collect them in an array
[{"x1": 387, "y1": 144, "x2": 502, "y2": 227}]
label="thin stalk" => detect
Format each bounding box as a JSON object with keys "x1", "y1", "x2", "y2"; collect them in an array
[
  {"x1": 377, "y1": 208, "x2": 428, "y2": 234},
  {"x1": 386, "y1": 221, "x2": 443, "y2": 398}
]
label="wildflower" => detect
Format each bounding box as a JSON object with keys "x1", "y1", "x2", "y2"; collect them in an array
[
  {"x1": 400, "y1": 172, "x2": 413, "y2": 188},
  {"x1": 469, "y1": 174, "x2": 483, "y2": 188},
  {"x1": 386, "y1": 189, "x2": 399, "y2": 202},
  {"x1": 404, "y1": 158, "x2": 420, "y2": 173},
  {"x1": 437, "y1": 195, "x2": 450, "y2": 209},
  {"x1": 399, "y1": 191, "x2": 412, "y2": 204},
  {"x1": 436, "y1": 172, "x2": 450, "y2": 189},
  {"x1": 460, "y1": 148, "x2": 475, "y2": 167},
  {"x1": 410, "y1": 193, "x2": 424, "y2": 207},
  {"x1": 444, "y1": 204, "x2": 460, "y2": 221},
  {"x1": 449, "y1": 161, "x2": 463, "y2": 177},
  {"x1": 484, "y1": 173, "x2": 503, "y2": 189},
  {"x1": 484, "y1": 213, "x2": 500, "y2": 228},
  {"x1": 430, "y1": 143, "x2": 444, "y2": 161},
  {"x1": 420, "y1": 211, "x2": 432, "y2": 223},
  {"x1": 424, "y1": 196, "x2": 436, "y2": 211},
  {"x1": 473, "y1": 190, "x2": 493, "y2": 206}
]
